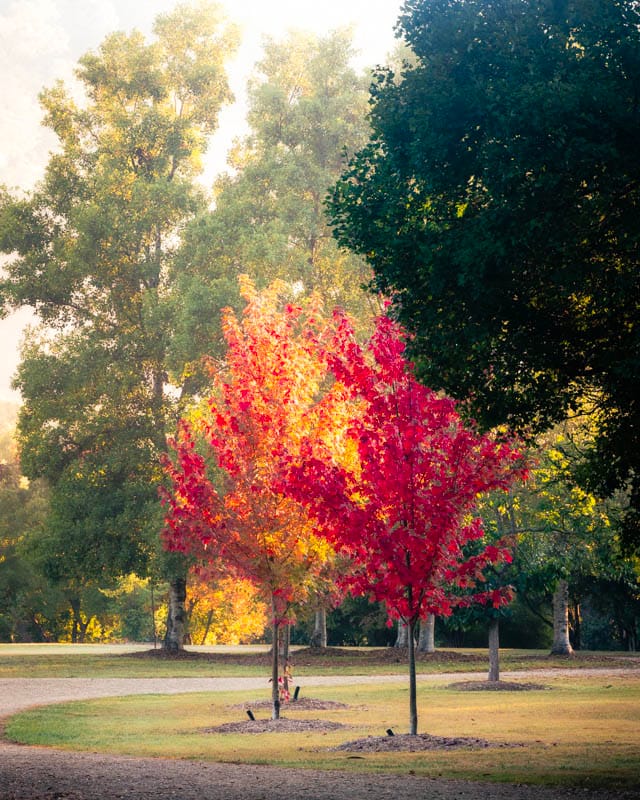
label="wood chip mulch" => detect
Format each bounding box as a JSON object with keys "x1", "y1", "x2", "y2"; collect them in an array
[
  {"x1": 447, "y1": 680, "x2": 551, "y2": 691},
  {"x1": 203, "y1": 718, "x2": 349, "y2": 734},
  {"x1": 229, "y1": 697, "x2": 351, "y2": 711},
  {"x1": 334, "y1": 733, "x2": 527, "y2": 752}
]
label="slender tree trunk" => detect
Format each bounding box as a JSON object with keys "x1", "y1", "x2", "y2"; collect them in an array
[
  {"x1": 200, "y1": 609, "x2": 214, "y2": 645},
  {"x1": 550, "y1": 578, "x2": 573, "y2": 655},
  {"x1": 310, "y1": 607, "x2": 327, "y2": 648},
  {"x1": 69, "y1": 596, "x2": 89, "y2": 643},
  {"x1": 271, "y1": 613, "x2": 281, "y2": 721},
  {"x1": 408, "y1": 617, "x2": 418, "y2": 735},
  {"x1": 488, "y1": 617, "x2": 500, "y2": 682},
  {"x1": 279, "y1": 622, "x2": 290, "y2": 662},
  {"x1": 418, "y1": 614, "x2": 435, "y2": 653},
  {"x1": 164, "y1": 576, "x2": 187, "y2": 652},
  {"x1": 150, "y1": 582, "x2": 157, "y2": 649},
  {"x1": 570, "y1": 601, "x2": 581, "y2": 650},
  {"x1": 395, "y1": 620, "x2": 409, "y2": 648}
]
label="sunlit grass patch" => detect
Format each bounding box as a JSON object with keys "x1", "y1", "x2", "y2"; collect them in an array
[{"x1": 6, "y1": 675, "x2": 640, "y2": 789}]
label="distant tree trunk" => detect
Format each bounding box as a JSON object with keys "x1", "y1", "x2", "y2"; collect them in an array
[
  {"x1": 310, "y1": 607, "x2": 327, "y2": 648},
  {"x1": 69, "y1": 596, "x2": 90, "y2": 644},
  {"x1": 488, "y1": 617, "x2": 500, "y2": 682},
  {"x1": 570, "y1": 600, "x2": 581, "y2": 650},
  {"x1": 200, "y1": 609, "x2": 214, "y2": 645},
  {"x1": 550, "y1": 578, "x2": 573, "y2": 655},
  {"x1": 395, "y1": 620, "x2": 409, "y2": 648},
  {"x1": 164, "y1": 576, "x2": 187, "y2": 652},
  {"x1": 418, "y1": 614, "x2": 435, "y2": 653}
]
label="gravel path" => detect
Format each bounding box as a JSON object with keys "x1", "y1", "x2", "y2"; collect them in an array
[{"x1": 1, "y1": 669, "x2": 638, "y2": 800}]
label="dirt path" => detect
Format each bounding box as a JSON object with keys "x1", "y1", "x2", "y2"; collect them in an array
[{"x1": 1, "y1": 670, "x2": 639, "y2": 800}]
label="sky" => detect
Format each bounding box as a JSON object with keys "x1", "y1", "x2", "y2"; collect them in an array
[{"x1": 0, "y1": 0, "x2": 404, "y2": 403}]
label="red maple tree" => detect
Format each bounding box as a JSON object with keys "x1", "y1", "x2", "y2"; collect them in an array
[{"x1": 287, "y1": 313, "x2": 528, "y2": 734}]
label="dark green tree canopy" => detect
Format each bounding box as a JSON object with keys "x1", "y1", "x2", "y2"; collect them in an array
[{"x1": 330, "y1": 0, "x2": 640, "y2": 545}]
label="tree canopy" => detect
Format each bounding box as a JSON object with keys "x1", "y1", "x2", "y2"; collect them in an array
[
  {"x1": 162, "y1": 279, "x2": 344, "y2": 717},
  {"x1": 287, "y1": 313, "x2": 526, "y2": 733},
  {"x1": 173, "y1": 26, "x2": 374, "y2": 372},
  {"x1": 0, "y1": 1, "x2": 239, "y2": 632},
  {"x1": 330, "y1": 0, "x2": 640, "y2": 546}
]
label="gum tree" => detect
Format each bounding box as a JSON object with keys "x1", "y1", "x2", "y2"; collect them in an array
[{"x1": 0, "y1": 2, "x2": 239, "y2": 647}]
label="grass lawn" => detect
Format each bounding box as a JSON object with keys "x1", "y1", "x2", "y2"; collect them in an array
[
  {"x1": 0, "y1": 642, "x2": 638, "y2": 678},
  {"x1": 5, "y1": 672, "x2": 640, "y2": 790}
]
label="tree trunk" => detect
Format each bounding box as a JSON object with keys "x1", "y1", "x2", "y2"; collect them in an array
[
  {"x1": 417, "y1": 614, "x2": 435, "y2": 653},
  {"x1": 570, "y1": 600, "x2": 581, "y2": 650},
  {"x1": 200, "y1": 609, "x2": 214, "y2": 645},
  {"x1": 163, "y1": 575, "x2": 187, "y2": 652},
  {"x1": 488, "y1": 617, "x2": 500, "y2": 682},
  {"x1": 395, "y1": 620, "x2": 409, "y2": 648},
  {"x1": 550, "y1": 578, "x2": 573, "y2": 655},
  {"x1": 408, "y1": 617, "x2": 418, "y2": 735},
  {"x1": 69, "y1": 596, "x2": 90, "y2": 644},
  {"x1": 279, "y1": 622, "x2": 290, "y2": 662},
  {"x1": 271, "y1": 617, "x2": 281, "y2": 720},
  {"x1": 310, "y1": 607, "x2": 327, "y2": 648}
]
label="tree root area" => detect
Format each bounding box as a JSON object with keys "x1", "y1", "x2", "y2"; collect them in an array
[
  {"x1": 334, "y1": 733, "x2": 527, "y2": 752},
  {"x1": 447, "y1": 680, "x2": 551, "y2": 691},
  {"x1": 204, "y1": 718, "x2": 349, "y2": 734},
  {"x1": 230, "y1": 697, "x2": 351, "y2": 711}
]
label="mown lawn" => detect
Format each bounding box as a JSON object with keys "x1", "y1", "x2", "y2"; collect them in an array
[
  {"x1": 5, "y1": 673, "x2": 640, "y2": 790},
  {"x1": 0, "y1": 642, "x2": 638, "y2": 678}
]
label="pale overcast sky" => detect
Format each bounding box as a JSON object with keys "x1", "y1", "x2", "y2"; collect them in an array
[{"x1": 0, "y1": 0, "x2": 404, "y2": 402}]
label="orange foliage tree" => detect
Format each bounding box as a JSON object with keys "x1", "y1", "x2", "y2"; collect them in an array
[
  {"x1": 161, "y1": 279, "x2": 351, "y2": 719},
  {"x1": 186, "y1": 573, "x2": 267, "y2": 645}
]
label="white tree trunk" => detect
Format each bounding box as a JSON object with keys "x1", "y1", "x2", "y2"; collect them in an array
[
  {"x1": 395, "y1": 620, "x2": 409, "y2": 648},
  {"x1": 163, "y1": 576, "x2": 187, "y2": 652},
  {"x1": 488, "y1": 617, "x2": 500, "y2": 682},
  {"x1": 417, "y1": 614, "x2": 436, "y2": 653},
  {"x1": 310, "y1": 607, "x2": 327, "y2": 648},
  {"x1": 551, "y1": 578, "x2": 574, "y2": 655}
]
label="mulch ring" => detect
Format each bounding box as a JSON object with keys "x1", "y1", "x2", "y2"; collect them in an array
[
  {"x1": 229, "y1": 698, "x2": 352, "y2": 711},
  {"x1": 447, "y1": 680, "x2": 551, "y2": 691},
  {"x1": 204, "y1": 718, "x2": 349, "y2": 734},
  {"x1": 334, "y1": 733, "x2": 527, "y2": 752}
]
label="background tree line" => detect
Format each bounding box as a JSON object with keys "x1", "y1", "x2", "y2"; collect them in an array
[{"x1": 1, "y1": 0, "x2": 638, "y2": 650}]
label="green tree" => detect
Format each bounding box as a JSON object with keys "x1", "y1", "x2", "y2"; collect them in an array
[
  {"x1": 497, "y1": 420, "x2": 638, "y2": 653},
  {"x1": 0, "y1": 1, "x2": 239, "y2": 647},
  {"x1": 330, "y1": 0, "x2": 640, "y2": 546},
  {"x1": 0, "y1": 458, "x2": 57, "y2": 642},
  {"x1": 172, "y1": 28, "x2": 374, "y2": 390}
]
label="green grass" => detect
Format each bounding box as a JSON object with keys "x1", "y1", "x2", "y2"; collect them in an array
[
  {"x1": 0, "y1": 642, "x2": 637, "y2": 678},
  {"x1": 5, "y1": 674, "x2": 640, "y2": 790}
]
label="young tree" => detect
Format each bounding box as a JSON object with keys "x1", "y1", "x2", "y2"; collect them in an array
[
  {"x1": 162, "y1": 279, "x2": 346, "y2": 718},
  {"x1": 0, "y1": 2, "x2": 240, "y2": 647},
  {"x1": 288, "y1": 314, "x2": 527, "y2": 734},
  {"x1": 330, "y1": 0, "x2": 640, "y2": 547}
]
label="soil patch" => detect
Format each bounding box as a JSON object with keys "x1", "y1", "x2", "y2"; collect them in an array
[
  {"x1": 128, "y1": 645, "x2": 640, "y2": 671},
  {"x1": 128, "y1": 645, "x2": 486, "y2": 668},
  {"x1": 204, "y1": 718, "x2": 349, "y2": 734},
  {"x1": 447, "y1": 680, "x2": 551, "y2": 691},
  {"x1": 230, "y1": 697, "x2": 351, "y2": 711},
  {"x1": 335, "y1": 733, "x2": 526, "y2": 752}
]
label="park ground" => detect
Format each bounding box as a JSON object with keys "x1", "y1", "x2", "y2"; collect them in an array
[{"x1": 0, "y1": 644, "x2": 639, "y2": 800}]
